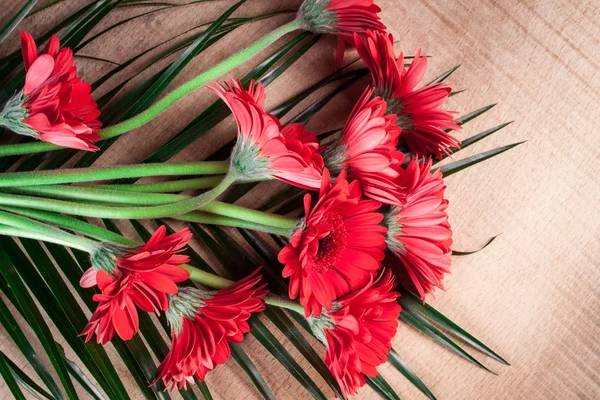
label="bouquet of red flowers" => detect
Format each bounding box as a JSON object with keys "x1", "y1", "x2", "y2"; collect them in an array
[{"x1": 0, "y1": 1, "x2": 517, "y2": 398}]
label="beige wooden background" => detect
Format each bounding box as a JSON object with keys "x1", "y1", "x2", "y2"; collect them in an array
[{"x1": 1, "y1": 0, "x2": 599, "y2": 399}]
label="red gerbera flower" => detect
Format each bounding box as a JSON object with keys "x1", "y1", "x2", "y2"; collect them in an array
[
  {"x1": 154, "y1": 270, "x2": 267, "y2": 390},
  {"x1": 210, "y1": 79, "x2": 323, "y2": 190},
  {"x1": 385, "y1": 159, "x2": 452, "y2": 301},
  {"x1": 322, "y1": 87, "x2": 403, "y2": 204},
  {"x1": 355, "y1": 31, "x2": 461, "y2": 158},
  {"x1": 310, "y1": 270, "x2": 401, "y2": 396},
  {"x1": 80, "y1": 227, "x2": 192, "y2": 344},
  {"x1": 0, "y1": 32, "x2": 101, "y2": 151},
  {"x1": 298, "y1": 0, "x2": 387, "y2": 69},
  {"x1": 278, "y1": 169, "x2": 387, "y2": 317}
]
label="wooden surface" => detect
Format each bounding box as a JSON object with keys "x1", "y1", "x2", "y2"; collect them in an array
[{"x1": 1, "y1": 0, "x2": 599, "y2": 399}]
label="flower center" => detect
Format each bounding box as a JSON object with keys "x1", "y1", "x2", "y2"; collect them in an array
[{"x1": 312, "y1": 212, "x2": 348, "y2": 272}]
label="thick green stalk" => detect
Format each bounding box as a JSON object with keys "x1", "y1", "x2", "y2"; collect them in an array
[
  {"x1": 90, "y1": 176, "x2": 265, "y2": 193},
  {"x1": 1, "y1": 185, "x2": 298, "y2": 232},
  {"x1": 0, "y1": 206, "x2": 136, "y2": 246},
  {"x1": 0, "y1": 211, "x2": 96, "y2": 252},
  {"x1": 177, "y1": 211, "x2": 292, "y2": 235},
  {"x1": 0, "y1": 190, "x2": 289, "y2": 234},
  {"x1": 0, "y1": 225, "x2": 94, "y2": 252},
  {"x1": 179, "y1": 264, "x2": 234, "y2": 289},
  {"x1": 0, "y1": 173, "x2": 237, "y2": 218},
  {"x1": 0, "y1": 161, "x2": 229, "y2": 187},
  {"x1": 202, "y1": 202, "x2": 297, "y2": 230},
  {"x1": 0, "y1": 20, "x2": 301, "y2": 158},
  {"x1": 262, "y1": 294, "x2": 305, "y2": 314},
  {"x1": 92, "y1": 177, "x2": 225, "y2": 193}
]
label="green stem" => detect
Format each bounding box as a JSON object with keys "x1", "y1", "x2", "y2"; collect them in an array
[
  {"x1": 177, "y1": 211, "x2": 291, "y2": 235},
  {"x1": 2, "y1": 185, "x2": 298, "y2": 229},
  {"x1": 0, "y1": 161, "x2": 229, "y2": 187},
  {"x1": 0, "y1": 211, "x2": 97, "y2": 252},
  {"x1": 92, "y1": 176, "x2": 226, "y2": 193},
  {"x1": 262, "y1": 293, "x2": 305, "y2": 314},
  {"x1": 0, "y1": 225, "x2": 94, "y2": 252},
  {"x1": 0, "y1": 190, "x2": 289, "y2": 234},
  {"x1": 179, "y1": 264, "x2": 234, "y2": 289},
  {"x1": 0, "y1": 20, "x2": 301, "y2": 158},
  {"x1": 202, "y1": 202, "x2": 297, "y2": 230},
  {"x1": 0, "y1": 206, "x2": 136, "y2": 246},
  {"x1": 0, "y1": 173, "x2": 237, "y2": 218},
  {"x1": 182, "y1": 264, "x2": 305, "y2": 314}
]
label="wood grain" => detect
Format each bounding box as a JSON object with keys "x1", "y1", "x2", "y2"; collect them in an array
[{"x1": 0, "y1": 0, "x2": 598, "y2": 399}]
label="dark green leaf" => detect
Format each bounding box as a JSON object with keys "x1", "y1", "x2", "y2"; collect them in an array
[
  {"x1": 0, "y1": 0, "x2": 39, "y2": 44},
  {"x1": 143, "y1": 32, "x2": 315, "y2": 164},
  {"x1": 400, "y1": 308, "x2": 494, "y2": 373},
  {"x1": 454, "y1": 104, "x2": 497, "y2": 127},
  {"x1": 289, "y1": 69, "x2": 369, "y2": 125},
  {"x1": 0, "y1": 290, "x2": 61, "y2": 398},
  {"x1": 59, "y1": 348, "x2": 106, "y2": 400},
  {"x1": 13, "y1": 238, "x2": 128, "y2": 399},
  {"x1": 435, "y1": 121, "x2": 514, "y2": 164},
  {"x1": 0, "y1": 351, "x2": 54, "y2": 399},
  {"x1": 398, "y1": 289, "x2": 509, "y2": 365},
  {"x1": 440, "y1": 142, "x2": 525, "y2": 177},
  {"x1": 0, "y1": 248, "x2": 77, "y2": 399},
  {"x1": 250, "y1": 318, "x2": 327, "y2": 399},
  {"x1": 452, "y1": 235, "x2": 498, "y2": 256},
  {"x1": 387, "y1": 349, "x2": 436, "y2": 400},
  {"x1": 120, "y1": 0, "x2": 246, "y2": 118},
  {"x1": 0, "y1": 350, "x2": 27, "y2": 400},
  {"x1": 459, "y1": 121, "x2": 513, "y2": 150},
  {"x1": 367, "y1": 374, "x2": 401, "y2": 400},
  {"x1": 426, "y1": 65, "x2": 460, "y2": 85},
  {"x1": 264, "y1": 307, "x2": 344, "y2": 398},
  {"x1": 230, "y1": 344, "x2": 275, "y2": 400}
]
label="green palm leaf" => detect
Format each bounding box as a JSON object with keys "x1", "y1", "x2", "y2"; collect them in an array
[
  {"x1": 0, "y1": 0, "x2": 38, "y2": 44},
  {"x1": 0, "y1": 351, "x2": 54, "y2": 399}
]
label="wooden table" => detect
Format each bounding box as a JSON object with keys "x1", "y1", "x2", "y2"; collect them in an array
[{"x1": 0, "y1": 0, "x2": 598, "y2": 398}]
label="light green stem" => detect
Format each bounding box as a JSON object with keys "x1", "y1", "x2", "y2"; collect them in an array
[
  {"x1": 0, "y1": 161, "x2": 229, "y2": 187},
  {"x1": 0, "y1": 173, "x2": 238, "y2": 219},
  {"x1": 0, "y1": 225, "x2": 94, "y2": 252},
  {"x1": 180, "y1": 264, "x2": 234, "y2": 289},
  {"x1": 0, "y1": 190, "x2": 290, "y2": 234},
  {"x1": 177, "y1": 211, "x2": 292, "y2": 235},
  {"x1": 92, "y1": 176, "x2": 226, "y2": 193},
  {"x1": 0, "y1": 211, "x2": 97, "y2": 252},
  {"x1": 262, "y1": 293, "x2": 305, "y2": 314},
  {"x1": 0, "y1": 206, "x2": 136, "y2": 246},
  {"x1": 1, "y1": 185, "x2": 298, "y2": 232},
  {"x1": 0, "y1": 20, "x2": 301, "y2": 157}
]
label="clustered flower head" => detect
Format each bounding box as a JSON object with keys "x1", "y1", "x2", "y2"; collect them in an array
[
  {"x1": 80, "y1": 226, "x2": 192, "y2": 343},
  {"x1": 355, "y1": 30, "x2": 462, "y2": 158},
  {"x1": 155, "y1": 270, "x2": 267, "y2": 389},
  {"x1": 384, "y1": 159, "x2": 453, "y2": 301},
  {"x1": 310, "y1": 270, "x2": 401, "y2": 396},
  {"x1": 297, "y1": 0, "x2": 386, "y2": 68},
  {"x1": 278, "y1": 168, "x2": 387, "y2": 317},
  {"x1": 0, "y1": 32, "x2": 101, "y2": 151},
  {"x1": 322, "y1": 86, "x2": 403, "y2": 204},
  {"x1": 210, "y1": 79, "x2": 323, "y2": 190}
]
